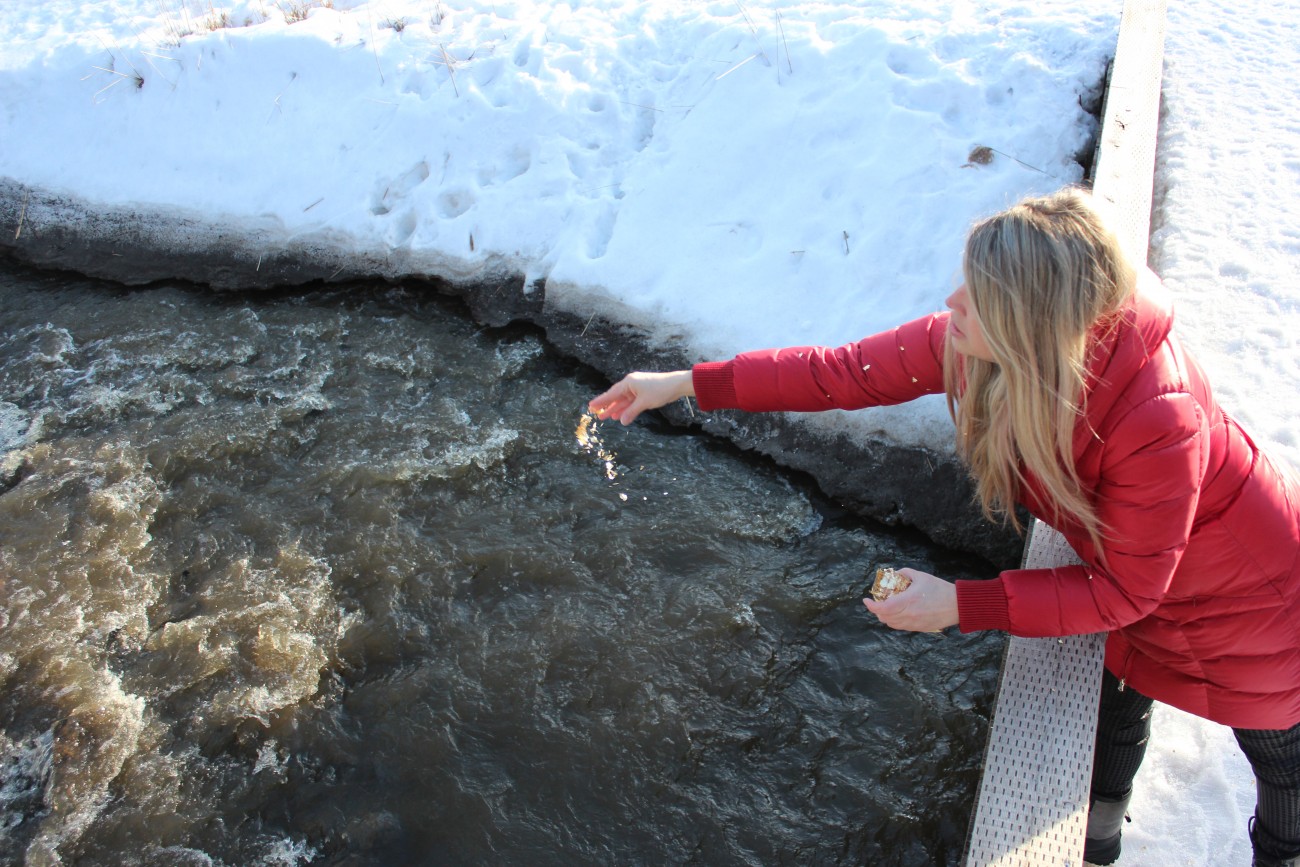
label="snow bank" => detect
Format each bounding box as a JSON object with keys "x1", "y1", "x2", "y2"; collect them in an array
[{"x1": 0, "y1": 0, "x2": 1116, "y2": 460}]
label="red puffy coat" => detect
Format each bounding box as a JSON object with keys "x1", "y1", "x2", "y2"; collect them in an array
[{"x1": 692, "y1": 290, "x2": 1300, "y2": 729}]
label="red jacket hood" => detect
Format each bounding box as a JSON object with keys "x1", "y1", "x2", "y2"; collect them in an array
[{"x1": 1076, "y1": 274, "x2": 1177, "y2": 457}]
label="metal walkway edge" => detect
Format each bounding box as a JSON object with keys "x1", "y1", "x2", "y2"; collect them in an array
[
  {"x1": 963, "y1": 527, "x2": 1105, "y2": 866},
  {"x1": 963, "y1": 2, "x2": 1168, "y2": 865}
]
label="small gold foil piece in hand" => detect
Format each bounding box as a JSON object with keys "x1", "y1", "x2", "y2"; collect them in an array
[{"x1": 870, "y1": 567, "x2": 912, "y2": 601}]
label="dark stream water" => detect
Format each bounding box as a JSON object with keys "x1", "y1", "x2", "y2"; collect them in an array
[{"x1": 0, "y1": 260, "x2": 1004, "y2": 866}]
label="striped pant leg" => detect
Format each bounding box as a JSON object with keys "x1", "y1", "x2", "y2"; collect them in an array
[
  {"x1": 1236, "y1": 721, "x2": 1300, "y2": 860},
  {"x1": 1090, "y1": 668, "x2": 1154, "y2": 800}
]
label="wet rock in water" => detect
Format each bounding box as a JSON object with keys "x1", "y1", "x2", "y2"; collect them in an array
[{"x1": 0, "y1": 729, "x2": 54, "y2": 862}]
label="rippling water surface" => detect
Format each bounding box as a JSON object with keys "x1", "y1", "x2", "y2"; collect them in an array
[{"x1": 0, "y1": 261, "x2": 1003, "y2": 866}]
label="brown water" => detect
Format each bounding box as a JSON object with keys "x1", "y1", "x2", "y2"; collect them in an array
[{"x1": 0, "y1": 260, "x2": 1004, "y2": 866}]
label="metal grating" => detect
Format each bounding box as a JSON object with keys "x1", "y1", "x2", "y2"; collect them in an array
[{"x1": 964, "y1": 522, "x2": 1106, "y2": 867}]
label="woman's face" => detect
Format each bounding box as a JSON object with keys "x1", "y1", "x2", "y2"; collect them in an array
[{"x1": 945, "y1": 283, "x2": 996, "y2": 362}]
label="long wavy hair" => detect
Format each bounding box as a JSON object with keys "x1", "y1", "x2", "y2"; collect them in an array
[{"x1": 943, "y1": 188, "x2": 1136, "y2": 551}]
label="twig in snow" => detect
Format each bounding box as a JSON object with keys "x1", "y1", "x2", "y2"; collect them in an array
[
  {"x1": 965, "y1": 144, "x2": 1053, "y2": 177},
  {"x1": 268, "y1": 72, "x2": 298, "y2": 122},
  {"x1": 90, "y1": 63, "x2": 135, "y2": 100},
  {"x1": 364, "y1": 3, "x2": 386, "y2": 84},
  {"x1": 734, "y1": 3, "x2": 771, "y2": 68},
  {"x1": 776, "y1": 11, "x2": 793, "y2": 75},
  {"x1": 91, "y1": 33, "x2": 149, "y2": 92},
  {"x1": 619, "y1": 100, "x2": 665, "y2": 113},
  {"x1": 990, "y1": 146, "x2": 1051, "y2": 176},
  {"x1": 139, "y1": 50, "x2": 179, "y2": 89},
  {"x1": 14, "y1": 190, "x2": 29, "y2": 241},
  {"x1": 716, "y1": 52, "x2": 759, "y2": 81},
  {"x1": 93, "y1": 33, "x2": 144, "y2": 77},
  {"x1": 93, "y1": 76, "x2": 127, "y2": 101},
  {"x1": 437, "y1": 43, "x2": 460, "y2": 96}
]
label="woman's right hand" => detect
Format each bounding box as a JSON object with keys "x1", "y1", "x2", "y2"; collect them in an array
[{"x1": 588, "y1": 370, "x2": 694, "y2": 425}]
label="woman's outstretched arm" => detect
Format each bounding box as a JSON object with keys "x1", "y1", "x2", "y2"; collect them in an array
[{"x1": 590, "y1": 312, "x2": 951, "y2": 427}]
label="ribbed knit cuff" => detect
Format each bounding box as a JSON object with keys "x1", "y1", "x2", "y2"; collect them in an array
[
  {"x1": 691, "y1": 361, "x2": 737, "y2": 411},
  {"x1": 956, "y1": 578, "x2": 1011, "y2": 633}
]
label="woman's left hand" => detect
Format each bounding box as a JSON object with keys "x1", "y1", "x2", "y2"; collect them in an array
[{"x1": 863, "y1": 568, "x2": 960, "y2": 633}]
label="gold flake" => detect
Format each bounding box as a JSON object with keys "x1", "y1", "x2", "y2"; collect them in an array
[
  {"x1": 575, "y1": 410, "x2": 619, "y2": 480},
  {"x1": 870, "y1": 567, "x2": 912, "y2": 601}
]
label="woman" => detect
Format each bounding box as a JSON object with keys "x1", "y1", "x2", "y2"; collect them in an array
[{"x1": 587, "y1": 189, "x2": 1300, "y2": 866}]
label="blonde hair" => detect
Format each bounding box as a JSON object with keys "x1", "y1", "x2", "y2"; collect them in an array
[{"x1": 944, "y1": 188, "x2": 1135, "y2": 551}]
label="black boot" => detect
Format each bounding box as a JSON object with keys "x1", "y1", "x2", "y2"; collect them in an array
[
  {"x1": 1083, "y1": 790, "x2": 1131, "y2": 865},
  {"x1": 1251, "y1": 816, "x2": 1300, "y2": 867}
]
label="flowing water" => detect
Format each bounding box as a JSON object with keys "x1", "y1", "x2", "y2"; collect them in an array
[{"x1": 0, "y1": 260, "x2": 1004, "y2": 866}]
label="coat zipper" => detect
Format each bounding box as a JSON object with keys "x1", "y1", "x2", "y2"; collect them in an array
[{"x1": 1116, "y1": 646, "x2": 1136, "y2": 692}]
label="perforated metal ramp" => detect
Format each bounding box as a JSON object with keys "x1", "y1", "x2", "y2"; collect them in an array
[{"x1": 964, "y1": 524, "x2": 1105, "y2": 867}]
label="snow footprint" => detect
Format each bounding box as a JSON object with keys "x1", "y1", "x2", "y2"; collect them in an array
[
  {"x1": 885, "y1": 44, "x2": 934, "y2": 77},
  {"x1": 585, "y1": 202, "x2": 618, "y2": 260},
  {"x1": 387, "y1": 211, "x2": 419, "y2": 248},
  {"x1": 476, "y1": 146, "x2": 532, "y2": 187},
  {"x1": 512, "y1": 38, "x2": 541, "y2": 77},
  {"x1": 471, "y1": 55, "x2": 505, "y2": 90},
  {"x1": 436, "y1": 189, "x2": 476, "y2": 219},
  {"x1": 371, "y1": 161, "x2": 430, "y2": 216},
  {"x1": 885, "y1": 43, "x2": 956, "y2": 116}
]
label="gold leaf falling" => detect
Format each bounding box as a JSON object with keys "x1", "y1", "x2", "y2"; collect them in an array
[{"x1": 575, "y1": 410, "x2": 619, "y2": 480}]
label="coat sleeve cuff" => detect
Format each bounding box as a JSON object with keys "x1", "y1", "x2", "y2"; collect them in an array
[
  {"x1": 692, "y1": 361, "x2": 738, "y2": 411},
  {"x1": 956, "y1": 578, "x2": 1011, "y2": 633}
]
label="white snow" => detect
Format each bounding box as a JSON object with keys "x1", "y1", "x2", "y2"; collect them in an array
[{"x1": 2, "y1": 1, "x2": 1295, "y2": 864}]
